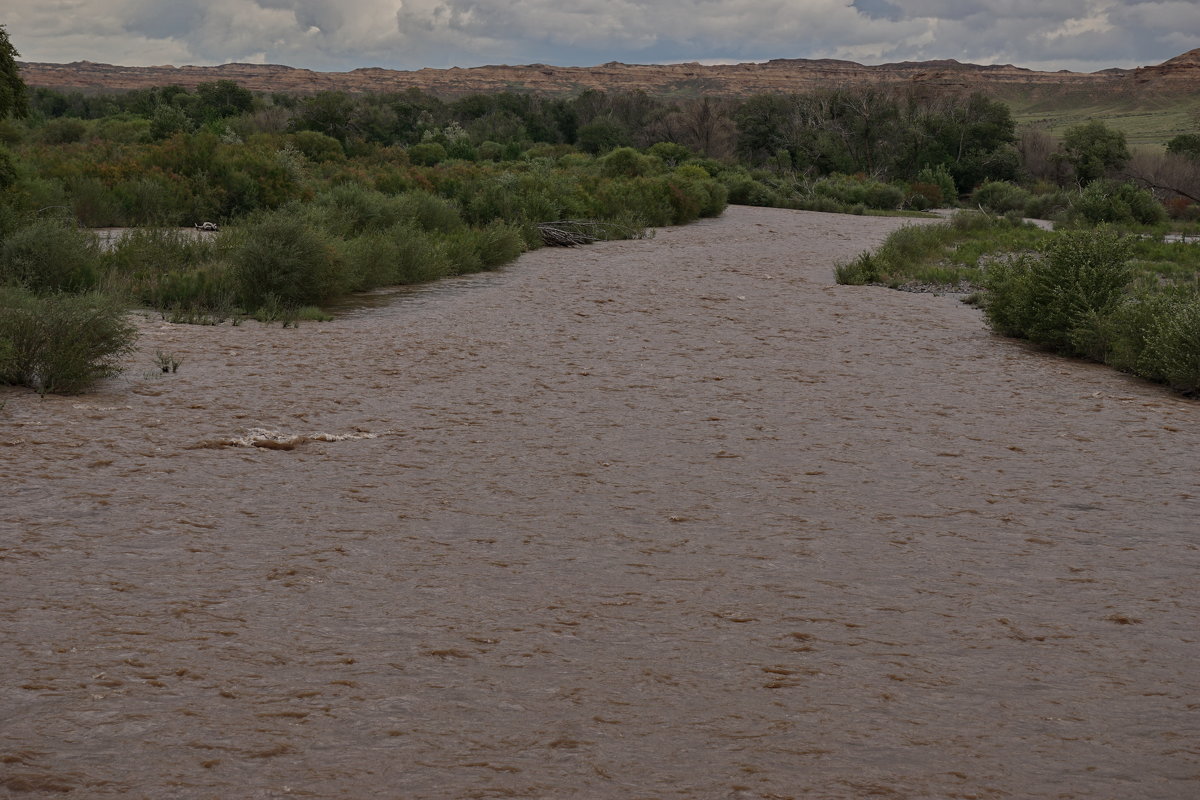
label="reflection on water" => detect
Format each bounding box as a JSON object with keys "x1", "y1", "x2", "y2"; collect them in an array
[
  {"x1": 326, "y1": 272, "x2": 511, "y2": 317},
  {"x1": 2, "y1": 207, "x2": 1198, "y2": 799}
]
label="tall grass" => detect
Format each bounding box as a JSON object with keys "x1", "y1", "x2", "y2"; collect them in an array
[{"x1": 834, "y1": 213, "x2": 1044, "y2": 287}]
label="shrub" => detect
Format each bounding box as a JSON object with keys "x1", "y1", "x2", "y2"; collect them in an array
[
  {"x1": 38, "y1": 118, "x2": 88, "y2": 145},
  {"x1": 104, "y1": 226, "x2": 219, "y2": 280},
  {"x1": 1138, "y1": 291, "x2": 1200, "y2": 393},
  {"x1": 437, "y1": 229, "x2": 483, "y2": 275},
  {"x1": 647, "y1": 142, "x2": 692, "y2": 167},
  {"x1": 311, "y1": 183, "x2": 411, "y2": 238},
  {"x1": 1072, "y1": 180, "x2": 1166, "y2": 226},
  {"x1": 1023, "y1": 190, "x2": 1072, "y2": 221},
  {"x1": 0, "y1": 218, "x2": 101, "y2": 292},
  {"x1": 599, "y1": 147, "x2": 653, "y2": 178},
  {"x1": 576, "y1": 119, "x2": 630, "y2": 154},
  {"x1": 983, "y1": 228, "x2": 1134, "y2": 353},
  {"x1": 395, "y1": 190, "x2": 464, "y2": 234},
  {"x1": 0, "y1": 287, "x2": 136, "y2": 394},
  {"x1": 387, "y1": 225, "x2": 451, "y2": 284},
  {"x1": 476, "y1": 141, "x2": 504, "y2": 162},
  {"x1": 812, "y1": 174, "x2": 903, "y2": 210},
  {"x1": 915, "y1": 164, "x2": 957, "y2": 205},
  {"x1": 338, "y1": 232, "x2": 402, "y2": 291},
  {"x1": 143, "y1": 260, "x2": 237, "y2": 314},
  {"x1": 291, "y1": 130, "x2": 344, "y2": 162},
  {"x1": 462, "y1": 178, "x2": 527, "y2": 225},
  {"x1": 666, "y1": 167, "x2": 728, "y2": 223},
  {"x1": 1164, "y1": 197, "x2": 1199, "y2": 221},
  {"x1": 0, "y1": 145, "x2": 15, "y2": 192},
  {"x1": 69, "y1": 176, "x2": 125, "y2": 227},
  {"x1": 113, "y1": 176, "x2": 186, "y2": 225},
  {"x1": 864, "y1": 182, "x2": 905, "y2": 210},
  {"x1": 149, "y1": 105, "x2": 192, "y2": 140},
  {"x1": 906, "y1": 182, "x2": 940, "y2": 210},
  {"x1": 407, "y1": 142, "x2": 447, "y2": 166},
  {"x1": 593, "y1": 177, "x2": 673, "y2": 227},
  {"x1": 834, "y1": 251, "x2": 881, "y2": 285},
  {"x1": 971, "y1": 180, "x2": 1032, "y2": 214},
  {"x1": 722, "y1": 172, "x2": 778, "y2": 206},
  {"x1": 229, "y1": 210, "x2": 342, "y2": 307},
  {"x1": 472, "y1": 221, "x2": 526, "y2": 268}
]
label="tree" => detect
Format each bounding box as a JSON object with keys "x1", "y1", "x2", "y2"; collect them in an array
[
  {"x1": 735, "y1": 94, "x2": 793, "y2": 164},
  {"x1": 1166, "y1": 133, "x2": 1200, "y2": 161},
  {"x1": 194, "y1": 79, "x2": 254, "y2": 122},
  {"x1": 293, "y1": 91, "x2": 357, "y2": 143},
  {"x1": 1, "y1": 24, "x2": 29, "y2": 118},
  {"x1": 651, "y1": 97, "x2": 736, "y2": 159},
  {"x1": 1060, "y1": 120, "x2": 1130, "y2": 186},
  {"x1": 1126, "y1": 150, "x2": 1200, "y2": 204},
  {"x1": 576, "y1": 117, "x2": 629, "y2": 154}
]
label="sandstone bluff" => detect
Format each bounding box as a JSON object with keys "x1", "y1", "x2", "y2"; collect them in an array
[{"x1": 17, "y1": 49, "x2": 1200, "y2": 100}]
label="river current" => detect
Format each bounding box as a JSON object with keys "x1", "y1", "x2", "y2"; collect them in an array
[{"x1": 2, "y1": 206, "x2": 1198, "y2": 798}]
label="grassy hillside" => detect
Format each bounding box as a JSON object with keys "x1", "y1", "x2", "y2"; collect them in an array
[{"x1": 1004, "y1": 90, "x2": 1200, "y2": 148}]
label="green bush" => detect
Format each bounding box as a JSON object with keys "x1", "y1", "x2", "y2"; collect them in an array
[
  {"x1": 0, "y1": 287, "x2": 137, "y2": 394},
  {"x1": 462, "y1": 178, "x2": 527, "y2": 225},
  {"x1": 311, "y1": 184, "x2": 412, "y2": 238},
  {"x1": 811, "y1": 174, "x2": 904, "y2": 210},
  {"x1": 407, "y1": 142, "x2": 447, "y2": 166},
  {"x1": 229, "y1": 210, "x2": 342, "y2": 307},
  {"x1": 472, "y1": 221, "x2": 526, "y2": 268},
  {"x1": 0, "y1": 145, "x2": 16, "y2": 192},
  {"x1": 437, "y1": 229, "x2": 483, "y2": 275},
  {"x1": 338, "y1": 231, "x2": 402, "y2": 291},
  {"x1": 971, "y1": 180, "x2": 1032, "y2": 214},
  {"x1": 915, "y1": 164, "x2": 958, "y2": 205},
  {"x1": 1023, "y1": 190, "x2": 1072, "y2": 221},
  {"x1": 0, "y1": 219, "x2": 101, "y2": 292},
  {"x1": 666, "y1": 167, "x2": 728, "y2": 223},
  {"x1": 592, "y1": 177, "x2": 674, "y2": 227},
  {"x1": 38, "y1": 118, "x2": 88, "y2": 145},
  {"x1": 113, "y1": 176, "x2": 186, "y2": 226},
  {"x1": 1072, "y1": 180, "x2": 1166, "y2": 226},
  {"x1": 983, "y1": 228, "x2": 1134, "y2": 353},
  {"x1": 104, "y1": 226, "x2": 222, "y2": 306},
  {"x1": 834, "y1": 251, "x2": 882, "y2": 285},
  {"x1": 722, "y1": 172, "x2": 779, "y2": 206},
  {"x1": 143, "y1": 260, "x2": 237, "y2": 314},
  {"x1": 476, "y1": 141, "x2": 504, "y2": 162},
  {"x1": 69, "y1": 176, "x2": 126, "y2": 227},
  {"x1": 647, "y1": 142, "x2": 692, "y2": 166},
  {"x1": 864, "y1": 182, "x2": 905, "y2": 210},
  {"x1": 387, "y1": 225, "x2": 451, "y2": 284},
  {"x1": 395, "y1": 190, "x2": 464, "y2": 234},
  {"x1": 1138, "y1": 291, "x2": 1200, "y2": 393},
  {"x1": 149, "y1": 105, "x2": 192, "y2": 140},
  {"x1": 290, "y1": 130, "x2": 345, "y2": 162},
  {"x1": 599, "y1": 147, "x2": 654, "y2": 178}
]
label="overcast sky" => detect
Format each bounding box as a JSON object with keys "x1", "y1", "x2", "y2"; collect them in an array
[{"x1": 5, "y1": 1, "x2": 1198, "y2": 74}]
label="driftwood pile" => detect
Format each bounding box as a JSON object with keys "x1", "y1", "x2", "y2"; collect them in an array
[{"x1": 537, "y1": 219, "x2": 648, "y2": 247}]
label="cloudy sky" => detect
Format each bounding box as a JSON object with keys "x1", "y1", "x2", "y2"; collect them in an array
[{"x1": 5, "y1": 0, "x2": 1198, "y2": 74}]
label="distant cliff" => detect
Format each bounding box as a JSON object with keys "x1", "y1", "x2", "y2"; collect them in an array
[{"x1": 17, "y1": 50, "x2": 1200, "y2": 100}]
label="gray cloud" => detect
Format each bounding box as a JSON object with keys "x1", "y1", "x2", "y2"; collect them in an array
[
  {"x1": 852, "y1": 0, "x2": 902, "y2": 22},
  {"x1": 4, "y1": 0, "x2": 1192, "y2": 73}
]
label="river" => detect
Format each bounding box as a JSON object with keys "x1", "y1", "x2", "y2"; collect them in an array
[{"x1": 2, "y1": 206, "x2": 1197, "y2": 798}]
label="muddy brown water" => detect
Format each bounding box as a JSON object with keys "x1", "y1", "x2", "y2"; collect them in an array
[{"x1": 2, "y1": 206, "x2": 1198, "y2": 799}]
